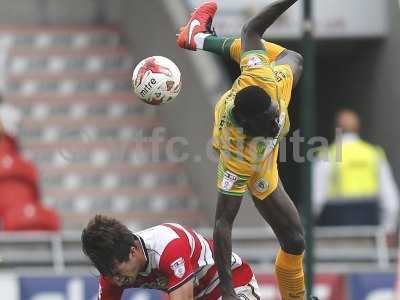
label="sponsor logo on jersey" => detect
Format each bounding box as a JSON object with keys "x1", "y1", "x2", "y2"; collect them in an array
[
  {"x1": 221, "y1": 171, "x2": 239, "y2": 191},
  {"x1": 170, "y1": 257, "x2": 186, "y2": 278},
  {"x1": 247, "y1": 56, "x2": 263, "y2": 69}
]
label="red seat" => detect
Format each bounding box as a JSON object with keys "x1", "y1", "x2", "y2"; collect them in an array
[
  {"x1": 0, "y1": 154, "x2": 39, "y2": 218},
  {"x1": 0, "y1": 135, "x2": 60, "y2": 231},
  {"x1": 3, "y1": 202, "x2": 60, "y2": 231}
]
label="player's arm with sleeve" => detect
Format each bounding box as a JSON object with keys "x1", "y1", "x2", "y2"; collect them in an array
[{"x1": 159, "y1": 237, "x2": 195, "y2": 300}]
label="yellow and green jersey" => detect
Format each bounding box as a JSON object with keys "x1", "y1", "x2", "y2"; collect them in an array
[{"x1": 213, "y1": 40, "x2": 295, "y2": 198}]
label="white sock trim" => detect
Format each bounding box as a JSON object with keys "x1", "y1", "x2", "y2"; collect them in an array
[{"x1": 194, "y1": 33, "x2": 211, "y2": 50}]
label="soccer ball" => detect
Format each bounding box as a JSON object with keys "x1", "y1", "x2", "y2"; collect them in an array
[{"x1": 131, "y1": 56, "x2": 182, "y2": 105}]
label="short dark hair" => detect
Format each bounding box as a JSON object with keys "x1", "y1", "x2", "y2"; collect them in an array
[
  {"x1": 81, "y1": 215, "x2": 137, "y2": 276},
  {"x1": 234, "y1": 86, "x2": 271, "y2": 118},
  {"x1": 233, "y1": 86, "x2": 278, "y2": 137}
]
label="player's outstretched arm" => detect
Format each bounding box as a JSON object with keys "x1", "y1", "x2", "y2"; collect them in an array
[{"x1": 241, "y1": 0, "x2": 299, "y2": 52}]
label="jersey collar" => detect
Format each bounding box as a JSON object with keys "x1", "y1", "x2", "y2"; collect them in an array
[{"x1": 134, "y1": 234, "x2": 150, "y2": 274}]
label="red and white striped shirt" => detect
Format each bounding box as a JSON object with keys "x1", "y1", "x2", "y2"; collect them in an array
[{"x1": 98, "y1": 223, "x2": 254, "y2": 300}]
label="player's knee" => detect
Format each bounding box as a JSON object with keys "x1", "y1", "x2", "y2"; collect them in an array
[
  {"x1": 281, "y1": 231, "x2": 305, "y2": 254},
  {"x1": 291, "y1": 232, "x2": 306, "y2": 253}
]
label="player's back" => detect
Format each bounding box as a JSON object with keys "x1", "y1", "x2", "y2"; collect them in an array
[{"x1": 138, "y1": 223, "x2": 215, "y2": 270}]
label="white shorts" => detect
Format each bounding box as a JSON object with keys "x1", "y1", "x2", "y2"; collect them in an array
[{"x1": 218, "y1": 276, "x2": 261, "y2": 300}]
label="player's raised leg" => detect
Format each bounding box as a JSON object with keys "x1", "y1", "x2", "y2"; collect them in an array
[
  {"x1": 177, "y1": 0, "x2": 296, "y2": 70},
  {"x1": 178, "y1": 0, "x2": 298, "y2": 53},
  {"x1": 176, "y1": 1, "x2": 217, "y2": 50}
]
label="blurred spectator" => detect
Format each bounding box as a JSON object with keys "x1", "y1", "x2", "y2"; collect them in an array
[
  {"x1": 0, "y1": 102, "x2": 60, "y2": 231},
  {"x1": 313, "y1": 109, "x2": 399, "y2": 239}
]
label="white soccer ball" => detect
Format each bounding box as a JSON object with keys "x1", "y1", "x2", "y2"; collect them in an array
[{"x1": 131, "y1": 56, "x2": 182, "y2": 105}]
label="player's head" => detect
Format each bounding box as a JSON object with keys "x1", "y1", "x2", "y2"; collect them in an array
[
  {"x1": 336, "y1": 109, "x2": 360, "y2": 134},
  {"x1": 81, "y1": 215, "x2": 146, "y2": 287},
  {"x1": 232, "y1": 86, "x2": 280, "y2": 138}
]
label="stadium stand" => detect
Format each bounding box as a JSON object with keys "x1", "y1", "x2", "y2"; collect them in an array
[{"x1": 2, "y1": 26, "x2": 203, "y2": 230}]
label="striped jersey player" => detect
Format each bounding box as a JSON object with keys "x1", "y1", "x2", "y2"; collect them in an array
[{"x1": 81, "y1": 215, "x2": 261, "y2": 300}]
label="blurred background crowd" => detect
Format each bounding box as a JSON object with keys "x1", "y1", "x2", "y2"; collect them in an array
[{"x1": 0, "y1": 0, "x2": 399, "y2": 299}]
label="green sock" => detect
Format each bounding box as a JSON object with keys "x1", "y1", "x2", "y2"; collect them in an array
[{"x1": 203, "y1": 36, "x2": 235, "y2": 58}]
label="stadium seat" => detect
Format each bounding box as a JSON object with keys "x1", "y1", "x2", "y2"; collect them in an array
[
  {"x1": 0, "y1": 153, "x2": 39, "y2": 218},
  {"x1": 0, "y1": 26, "x2": 120, "y2": 49},
  {"x1": 3, "y1": 202, "x2": 60, "y2": 231}
]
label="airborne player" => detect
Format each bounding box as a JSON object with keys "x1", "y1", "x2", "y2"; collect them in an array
[{"x1": 177, "y1": 1, "x2": 306, "y2": 299}]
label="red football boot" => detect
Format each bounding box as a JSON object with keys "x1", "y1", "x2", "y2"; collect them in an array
[{"x1": 176, "y1": 1, "x2": 218, "y2": 51}]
